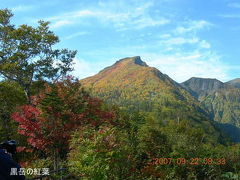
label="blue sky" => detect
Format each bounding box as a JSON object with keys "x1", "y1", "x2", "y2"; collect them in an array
[{"x1": 1, "y1": 0, "x2": 240, "y2": 82}]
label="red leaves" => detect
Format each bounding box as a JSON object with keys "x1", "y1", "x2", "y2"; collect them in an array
[
  {"x1": 12, "y1": 105, "x2": 47, "y2": 150},
  {"x1": 16, "y1": 146, "x2": 26, "y2": 153},
  {"x1": 12, "y1": 78, "x2": 116, "y2": 155}
]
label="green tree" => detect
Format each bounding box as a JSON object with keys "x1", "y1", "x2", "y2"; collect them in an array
[
  {"x1": 0, "y1": 81, "x2": 25, "y2": 141},
  {"x1": 68, "y1": 125, "x2": 137, "y2": 180},
  {"x1": 0, "y1": 9, "x2": 77, "y2": 103}
]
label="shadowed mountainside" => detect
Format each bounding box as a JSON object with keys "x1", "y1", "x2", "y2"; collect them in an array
[
  {"x1": 181, "y1": 77, "x2": 228, "y2": 98},
  {"x1": 182, "y1": 77, "x2": 240, "y2": 141}
]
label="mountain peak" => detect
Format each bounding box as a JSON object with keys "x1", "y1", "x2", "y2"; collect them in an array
[
  {"x1": 184, "y1": 77, "x2": 224, "y2": 85},
  {"x1": 116, "y1": 56, "x2": 148, "y2": 67},
  {"x1": 226, "y1": 78, "x2": 240, "y2": 88},
  {"x1": 81, "y1": 56, "x2": 173, "y2": 89},
  {"x1": 181, "y1": 77, "x2": 225, "y2": 98},
  {"x1": 188, "y1": 77, "x2": 222, "y2": 82}
]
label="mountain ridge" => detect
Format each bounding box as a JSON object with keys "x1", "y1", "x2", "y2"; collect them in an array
[
  {"x1": 181, "y1": 76, "x2": 240, "y2": 141},
  {"x1": 226, "y1": 78, "x2": 240, "y2": 88},
  {"x1": 81, "y1": 56, "x2": 225, "y2": 143},
  {"x1": 181, "y1": 77, "x2": 227, "y2": 98}
]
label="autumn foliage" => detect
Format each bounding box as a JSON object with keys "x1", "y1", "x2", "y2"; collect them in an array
[{"x1": 12, "y1": 77, "x2": 115, "y2": 156}]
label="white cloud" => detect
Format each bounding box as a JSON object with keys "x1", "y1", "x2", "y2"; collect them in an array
[
  {"x1": 143, "y1": 51, "x2": 229, "y2": 82},
  {"x1": 175, "y1": 20, "x2": 212, "y2": 34},
  {"x1": 162, "y1": 37, "x2": 199, "y2": 46},
  {"x1": 132, "y1": 17, "x2": 228, "y2": 82},
  {"x1": 228, "y1": 2, "x2": 240, "y2": 8},
  {"x1": 159, "y1": 34, "x2": 171, "y2": 39},
  {"x1": 51, "y1": 20, "x2": 73, "y2": 29},
  {"x1": 71, "y1": 58, "x2": 95, "y2": 79},
  {"x1": 131, "y1": 16, "x2": 169, "y2": 29},
  {"x1": 48, "y1": 10, "x2": 96, "y2": 21},
  {"x1": 153, "y1": 19, "x2": 213, "y2": 57},
  {"x1": 46, "y1": 1, "x2": 169, "y2": 30},
  {"x1": 11, "y1": 5, "x2": 34, "y2": 12},
  {"x1": 199, "y1": 40, "x2": 211, "y2": 49},
  {"x1": 156, "y1": 26, "x2": 211, "y2": 52},
  {"x1": 65, "y1": 32, "x2": 89, "y2": 40}
]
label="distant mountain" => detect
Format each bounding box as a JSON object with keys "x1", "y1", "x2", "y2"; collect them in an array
[
  {"x1": 181, "y1": 77, "x2": 227, "y2": 98},
  {"x1": 226, "y1": 78, "x2": 240, "y2": 88},
  {"x1": 182, "y1": 77, "x2": 240, "y2": 141},
  {"x1": 81, "y1": 56, "x2": 224, "y2": 142}
]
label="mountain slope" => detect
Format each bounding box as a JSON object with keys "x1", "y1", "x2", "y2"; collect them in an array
[
  {"x1": 226, "y1": 78, "x2": 240, "y2": 88},
  {"x1": 202, "y1": 88, "x2": 240, "y2": 127},
  {"x1": 182, "y1": 77, "x2": 240, "y2": 141},
  {"x1": 81, "y1": 56, "x2": 224, "y2": 142},
  {"x1": 181, "y1": 77, "x2": 227, "y2": 98},
  {"x1": 81, "y1": 56, "x2": 201, "y2": 113}
]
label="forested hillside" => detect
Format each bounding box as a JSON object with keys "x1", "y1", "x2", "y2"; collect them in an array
[{"x1": 81, "y1": 57, "x2": 226, "y2": 143}]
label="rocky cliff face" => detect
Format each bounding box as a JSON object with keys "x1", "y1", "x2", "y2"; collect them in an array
[{"x1": 181, "y1": 77, "x2": 227, "y2": 98}]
